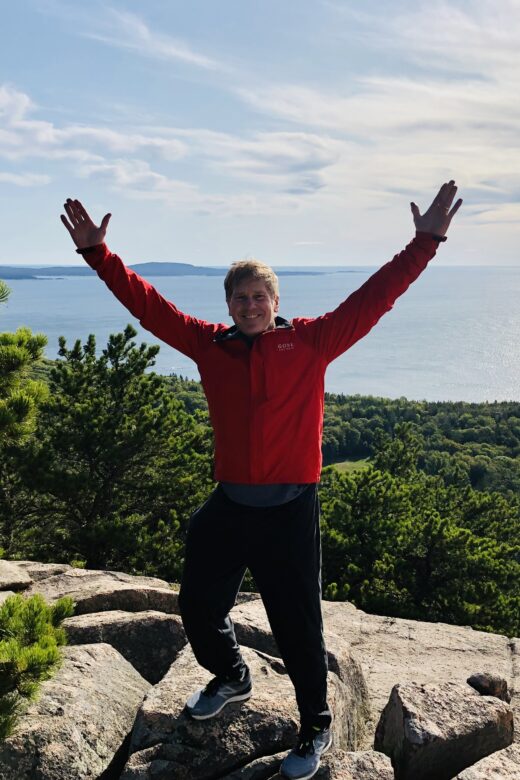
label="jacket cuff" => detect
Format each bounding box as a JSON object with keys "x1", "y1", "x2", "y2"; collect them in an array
[
  {"x1": 76, "y1": 243, "x2": 110, "y2": 269},
  {"x1": 416, "y1": 230, "x2": 447, "y2": 243}
]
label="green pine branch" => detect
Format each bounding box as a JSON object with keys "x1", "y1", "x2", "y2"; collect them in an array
[{"x1": 0, "y1": 593, "x2": 74, "y2": 739}]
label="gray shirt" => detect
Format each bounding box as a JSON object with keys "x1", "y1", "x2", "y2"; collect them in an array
[{"x1": 220, "y1": 482, "x2": 310, "y2": 507}]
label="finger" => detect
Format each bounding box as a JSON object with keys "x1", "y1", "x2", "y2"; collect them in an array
[
  {"x1": 64, "y1": 200, "x2": 82, "y2": 226},
  {"x1": 73, "y1": 199, "x2": 91, "y2": 224},
  {"x1": 443, "y1": 180, "x2": 457, "y2": 209},
  {"x1": 448, "y1": 197, "x2": 463, "y2": 220},
  {"x1": 441, "y1": 180, "x2": 459, "y2": 209},
  {"x1": 100, "y1": 213, "x2": 112, "y2": 232},
  {"x1": 410, "y1": 202, "x2": 421, "y2": 220},
  {"x1": 64, "y1": 201, "x2": 79, "y2": 226},
  {"x1": 60, "y1": 214, "x2": 74, "y2": 236},
  {"x1": 431, "y1": 182, "x2": 449, "y2": 207}
]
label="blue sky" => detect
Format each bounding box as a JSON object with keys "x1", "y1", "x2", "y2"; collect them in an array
[{"x1": 1, "y1": 0, "x2": 518, "y2": 266}]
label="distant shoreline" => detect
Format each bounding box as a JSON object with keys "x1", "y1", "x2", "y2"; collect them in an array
[
  {"x1": 0, "y1": 261, "x2": 339, "y2": 280},
  {"x1": 3, "y1": 264, "x2": 516, "y2": 281}
]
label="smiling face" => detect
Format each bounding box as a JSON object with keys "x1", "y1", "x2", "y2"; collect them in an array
[{"x1": 227, "y1": 277, "x2": 280, "y2": 337}]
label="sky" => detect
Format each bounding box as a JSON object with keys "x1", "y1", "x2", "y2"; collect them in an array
[{"x1": 0, "y1": 0, "x2": 519, "y2": 267}]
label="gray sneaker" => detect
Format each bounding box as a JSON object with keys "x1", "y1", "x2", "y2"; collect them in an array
[
  {"x1": 185, "y1": 672, "x2": 252, "y2": 720},
  {"x1": 280, "y1": 725, "x2": 332, "y2": 780}
]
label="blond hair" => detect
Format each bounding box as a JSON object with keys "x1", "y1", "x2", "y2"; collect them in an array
[{"x1": 224, "y1": 259, "x2": 279, "y2": 301}]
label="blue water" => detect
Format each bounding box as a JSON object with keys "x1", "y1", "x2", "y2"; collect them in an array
[{"x1": 2, "y1": 265, "x2": 520, "y2": 402}]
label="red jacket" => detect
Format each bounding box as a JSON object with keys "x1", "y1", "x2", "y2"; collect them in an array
[{"x1": 82, "y1": 233, "x2": 438, "y2": 483}]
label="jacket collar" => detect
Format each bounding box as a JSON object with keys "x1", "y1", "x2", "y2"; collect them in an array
[{"x1": 214, "y1": 316, "x2": 293, "y2": 343}]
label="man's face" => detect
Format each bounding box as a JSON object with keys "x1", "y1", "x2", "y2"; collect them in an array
[{"x1": 227, "y1": 278, "x2": 279, "y2": 337}]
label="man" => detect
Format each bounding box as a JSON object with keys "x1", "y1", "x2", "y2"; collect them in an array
[{"x1": 61, "y1": 181, "x2": 462, "y2": 779}]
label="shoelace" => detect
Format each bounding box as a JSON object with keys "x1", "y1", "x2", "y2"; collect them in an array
[
  {"x1": 294, "y1": 724, "x2": 325, "y2": 757},
  {"x1": 202, "y1": 674, "x2": 245, "y2": 697},
  {"x1": 294, "y1": 738, "x2": 316, "y2": 757}
]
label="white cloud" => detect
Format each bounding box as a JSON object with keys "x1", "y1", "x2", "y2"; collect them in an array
[
  {"x1": 0, "y1": 86, "x2": 187, "y2": 162},
  {"x1": 383, "y1": 0, "x2": 520, "y2": 78},
  {"x1": 41, "y1": 3, "x2": 225, "y2": 72},
  {"x1": 0, "y1": 84, "x2": 33, "y2": 121},
  {"x1": 168, "y1": 129, "x2": 342, "y2": 193},
  {"x1": 76, "y1": 156, "x2": 316, "y2": 217},
  {"x1": 0, "y1": 172, "x2": 50, "y2": 186},
  {"x1": 77, "y1": 158, "x2": 194, "y2": 196},
  {"x1": 56, "y1": 126, "x2": 187, "y2": 159},
  {"x1": 97, "y1": 9, "x2": 223, "y2": 70},
  {"x1": 466, "y1": 202, "x2": 520, "y2": 225},
  {"x1": 0, "y1": 84, "x2": 342, "y2": 211},
  {"x1": 237, "y1": 74, "x2": 520, "y2": 140}
]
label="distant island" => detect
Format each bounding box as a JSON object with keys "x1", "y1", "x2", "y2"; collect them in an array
[{"x1": 0, "y1": 261, "x2": 326, "y2": 280}]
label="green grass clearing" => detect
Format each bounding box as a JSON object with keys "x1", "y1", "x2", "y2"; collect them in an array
[{"x1": 330, "y1": 457, "x2": 370, "y2": 474}]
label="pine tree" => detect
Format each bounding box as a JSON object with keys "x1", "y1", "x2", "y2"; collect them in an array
[
  {"x1": 0, "y1": 280, "x2": 48, "y2": 444},
  {"x1": 0, "y1": 593, "x2": 74, "y2": 739},
  {"x1": 3, "y1": 326, "x2": 213, "y2": 577},
  {"x1": 0, "y1": 283, "x2": 49, "y2": 558},
  {"x1": 0, "y1": 281, "x2": 9, "y2": 306}
]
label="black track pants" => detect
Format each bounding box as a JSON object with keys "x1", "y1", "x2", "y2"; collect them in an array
[{"x1": 178, "y1": 484, "x2": 331, "y2": 730}]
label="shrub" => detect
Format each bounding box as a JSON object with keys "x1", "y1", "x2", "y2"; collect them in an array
[{"x1": 0, "y1": 593, "x2": 74, "y2": 739}]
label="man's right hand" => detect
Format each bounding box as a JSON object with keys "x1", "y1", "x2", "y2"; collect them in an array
[{"x1": 61, "y1": 198, "x2": 111, "y2": 249}]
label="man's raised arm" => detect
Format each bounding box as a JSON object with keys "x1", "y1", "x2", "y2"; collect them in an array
[
  {"x1": 302, "y1": 181, "x2": 463, "y2": 363},
  {"x1": 60, "y1": 198, "x2": 209, "y2": 360}
]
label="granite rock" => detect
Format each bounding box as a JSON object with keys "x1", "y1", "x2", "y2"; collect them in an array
[
  {"x1": 319, "y1": 601, "x2": 520, "y2": 747},
  {"x1": 15, "y1": 560, "x2": 74, "y2": 581},
  {"x1": 26, "y1": 567, "x2": 179, "y2": 614},
  {"x1": 374, "y1": 680, "x2": 514, "y2": 780},
  {"x1": 467, "y1": 671, "x2": 512, "y2": 702},
  {"x1": 455, "y1": 742, "x2": 520, "y2": 779},
  {"x1": 0, "y1": 560, "x2": 31, "y2": 591},
  {"x1": 63, "y1": 609, "x2": 187, "y2": 683},
  {"x1": 228, "y1": 750, "x2": 395, "y2": 779},
  {"x1": 0, "y1": 643, "x2": 150, "y2": 780}
]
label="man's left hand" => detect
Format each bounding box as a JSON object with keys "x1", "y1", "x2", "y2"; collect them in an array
[{"x1": 411, "y1": 180, "x2": 462, "y2": 237}]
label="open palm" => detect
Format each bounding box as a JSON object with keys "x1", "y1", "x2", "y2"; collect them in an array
[
  {"x1": 411, "y1": 181, "x2": 462, "y2": 237},
  {"x1": 61, "y1": 199, "x2": 111, "y2": 249}
]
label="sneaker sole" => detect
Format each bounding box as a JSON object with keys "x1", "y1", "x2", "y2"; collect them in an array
[
  {"x1": 188, "y1": 689, "x2": 252, "y2": 720},
  {"x1": 280, "y1": 734, "x2": 333, "y2": 780}
]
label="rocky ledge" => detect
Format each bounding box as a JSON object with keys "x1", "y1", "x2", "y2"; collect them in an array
[{"x1": 0, "y1": 559, "x2": 517, "y2": 780}]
